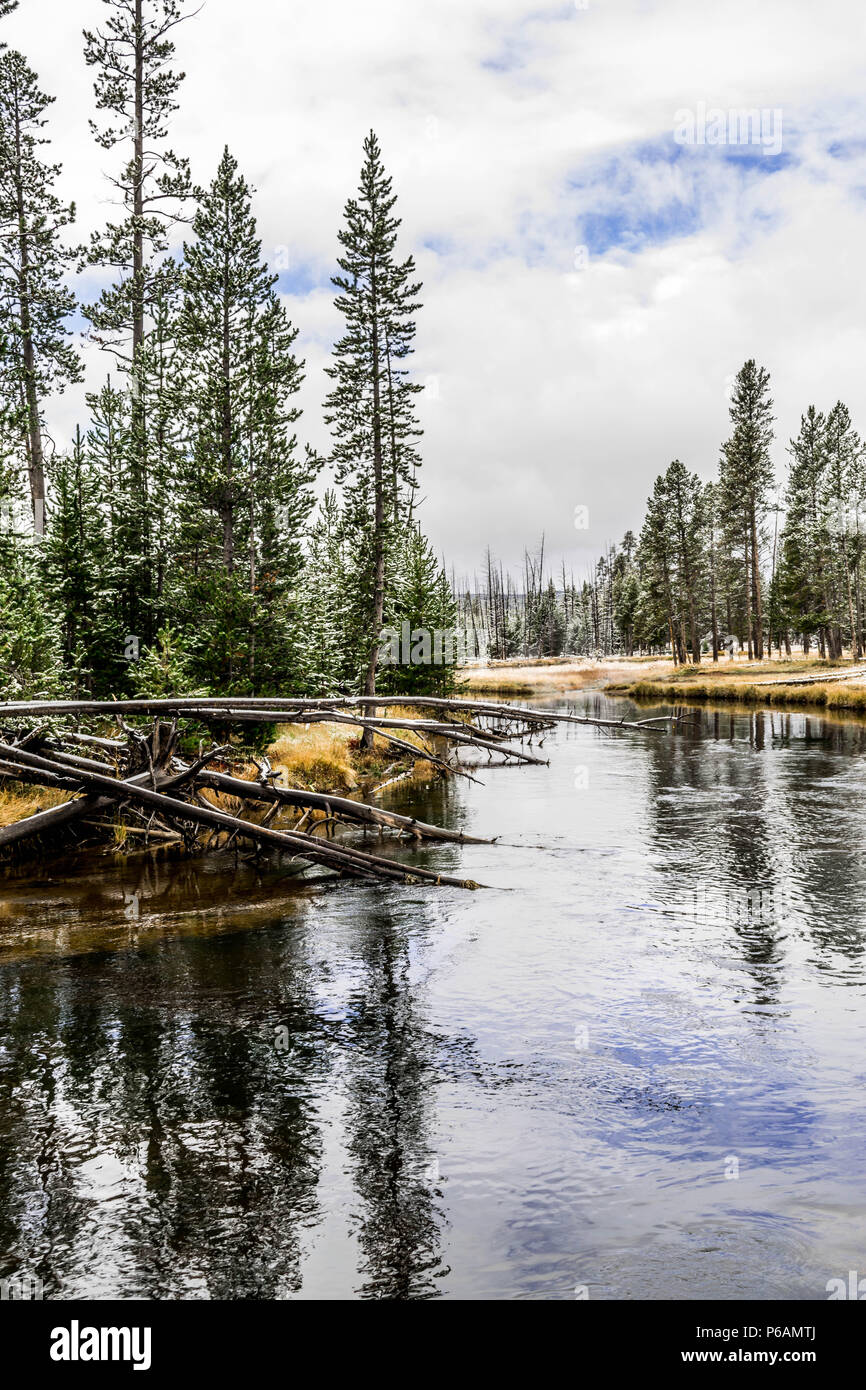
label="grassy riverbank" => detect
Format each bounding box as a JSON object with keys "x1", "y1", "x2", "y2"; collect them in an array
[
  {"x1": 460, "y1": 655, "x2": 673, "y2": 697},
  {"x1": 458, "y1": 653, "x2": 866, "y2": 716},
  {"x1": 264, "y1": 713, "x2": 439, "y2": 791},
  {"x1": 608, "y1": 657, "x2": 866, "y2": 713}
]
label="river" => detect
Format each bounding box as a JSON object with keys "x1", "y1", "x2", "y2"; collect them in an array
[{"x1": 1, "y1": 691, "x2": 865, "y2": 1300}]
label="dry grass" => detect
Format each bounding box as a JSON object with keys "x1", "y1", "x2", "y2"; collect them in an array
[
  {"x1": 266, "y1": 707, "x2": 449, "y2": 789},
  {"x1": 0, "y1": 784, "x2": 71, "y2": 828},
  {"x1": 612, "y1": 657, "x2": 844, "y2": 686},
  {"x1": 621, "y1": 658, "x2": 866, "y2": 714},
  {"x1": 461, "y1": 656, "x2": 675, "y2": 696},
  {"x1": 460, "y1": 653, "x2": 866, "y2": 716},
  {"x1": 265, "y1": 722, "x2": 359, "y2": 792},
  {"x1": 371, "y1": 704, "x2": 436, "y2": 751}
]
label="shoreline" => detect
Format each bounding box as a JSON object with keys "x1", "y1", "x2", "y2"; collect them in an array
[
  {"x1": 607, "y1": 663, "x2": 866, "y2": 717},
  {"x1": 461, "y1": 655, "x2": 866, "y2": 718}
]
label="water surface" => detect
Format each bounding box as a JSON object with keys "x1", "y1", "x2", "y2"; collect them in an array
[{"x1": 2, "y1": 692, "x2": 865, "y2": 1300}]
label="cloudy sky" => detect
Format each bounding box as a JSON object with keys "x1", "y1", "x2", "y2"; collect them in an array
[{"x1": 7, "y1": 0, "x2": 866, "y2": 579}]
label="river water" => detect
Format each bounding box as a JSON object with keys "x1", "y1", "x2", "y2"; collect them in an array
[{"x1": 1, "y1": 691, "x2": 865, "y2": 1300}]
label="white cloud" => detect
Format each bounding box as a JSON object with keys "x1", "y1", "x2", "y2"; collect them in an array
[{"x1": 5, "y1": 0, "x2": 866, "y2": 577}]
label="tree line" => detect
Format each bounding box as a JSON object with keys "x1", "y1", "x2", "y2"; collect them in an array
[
  {"x1": 0, "y1": 0, "x2": 456, "y2": 703},
  {"x1": 461, "y1": 359, "x2": 866, "y2": 665}
]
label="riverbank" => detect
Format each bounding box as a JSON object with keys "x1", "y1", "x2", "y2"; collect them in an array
[
  {"x1": 607, "y1": 656, "x2": 866, "y2": 714},
  {"x1": 457, "y1": 653, "x2": 866, "y2": 717},
  {"x1": 460, "y1": 655, "x2": 674, "y2": 697}
]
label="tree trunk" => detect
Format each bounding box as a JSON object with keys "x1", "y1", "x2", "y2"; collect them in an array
[
  {"x1": 750, "y1": 507, "x2": 763, "y2": 658},
  {"x1": 12, "y1": 78, "x2": 45, "y2": 535},
  {"x1": 855, "y1": 549, "x2": 863, "y2": 662},
  {"x1": 131, "y1": 0, "x2": 149, "y2": 635},
  {"x1": 842, "y1": 537, "x2": 857, "y2": 660},
  {"x1": 362, "y1": 253, "x2": 386, "y2": 750},
  {"x1": 744, "y1": 533, "x2": 753, "y2": 659}
]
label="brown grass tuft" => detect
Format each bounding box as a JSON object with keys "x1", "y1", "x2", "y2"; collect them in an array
[
  {"x1": 0, "y1": 784, "x2": 71, "y2": 828},
  {"x1": 266, "y1": 723, "x2": 358, "y2": 791}
]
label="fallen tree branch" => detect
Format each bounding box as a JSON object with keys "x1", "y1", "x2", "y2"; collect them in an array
[
  {"x1": 0, "y1": 742, "x2": 483, "y2": 888},
  {"x1": 187, "y1": 766, "x2": 495, "y2": 844}
]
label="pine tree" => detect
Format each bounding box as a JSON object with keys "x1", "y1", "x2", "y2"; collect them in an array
[
  {"x1": 41, "y1": 426, "x2": 112, "y2": 693},
  {"x1": 0, "y1": 48, "x2": 82, "y2": 535},
  {"x1": 823, "y1": 401, "x2": 863, "y2": 657},
  {"x1": 637, "y1": 473, "x2": 682, "y2": 660},
  {"x1": 702, "y1": 482, "x2": 724, "y2": 660},
  {"x1": 384, "y1": 525, "x2": 459, "y2": 694},
  {"x1": 719, "y1": 360, "x2": 775, "y2": 657},
  {"x1": 132, "y1": 624, "x2": 197, "y2": 696},
  {"x1": 324, "y1": 131, "x2": 424, "y2": 735},
  {"x1": 780, "y1": 406, "x2": 833, "y2": 654},
  {"x1": 83, "y1": 375, "x2": 131, "y2": 679},
  {"x1": 82, "y1": 0, "x2": 196, "y2": 640},
  {"x1": 0, "y1": 532, "x2": 64, "y2": 698},
  {"x1": 612, "y1": 532, "x2": 640, "y2": 656},
  {"x1": 665, "y1": 459, "x2": 706, "y2": 663},
  {"x1": 171, "y1": 146, "x2": 311, "y2": 692},
  {"x1": 297, "y1": 490, "x2": 352, "y2": 693}
]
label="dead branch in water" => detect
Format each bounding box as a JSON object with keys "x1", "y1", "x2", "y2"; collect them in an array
[
  {"x1": 0, "y1": 691, "x2": 674, "y2": 884},
  {"x1": 0, "y1": 740, "x2": 483, "y2": 888},
  {"x1": 0, "y1": 693, "x2": 662, "y2": 739}
]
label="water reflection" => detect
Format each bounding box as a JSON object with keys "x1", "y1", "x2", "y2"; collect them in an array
[
  {"x1": 2, "y1": 693, "x2": 866, "y2": 1298},
  {"x1": 342, "y1": 903, "x2": 447, "y2": 1299},
  {"x1": 637, "y1": 701, "x2": 866, "y2": 972},
  {"x1": 0, "y1": 926, "x2": 330, "y2": 1297}
]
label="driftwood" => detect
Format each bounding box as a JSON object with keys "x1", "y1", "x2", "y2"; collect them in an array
[
  {"x1": 0, "y1": 726, "x2": 225, "y2": 850},
  {"x1": 39, "y1": 741, "x2": 493, "y2": 842},
  {"x1": 291, "y1": 710, "x2": 549, "y2": 764},
  {"x1": 0, "y1": 693, "x2": 658, "y2": 738},
  {"x1": 0, "y1": 741, "x2": 482, "y2": 888},
  {"x1": 186, "y1": 767, "x2": 494, "y2": 844}
]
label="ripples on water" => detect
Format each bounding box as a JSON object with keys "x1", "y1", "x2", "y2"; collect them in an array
[{"x1": 1, "y1": 694, "x2": 865, "y2": 1299}]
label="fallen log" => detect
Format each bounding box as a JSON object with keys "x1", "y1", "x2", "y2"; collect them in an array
[
  {"x1": 0, "y1": 693, "x2": 667, "y2": 736},
  {"x1": 0, "y1": 771, "x2": 166, "y2": 850},
  {"x1": 0, "y1": 743, "x2": 483, "y2": 888},
  {"x1": 191, "y1": 768, "x2": 494, "y2": 844},
  {"x1": 301, "y1": 711, "x2": 549, "y2": 764},
  {"x1": 302, "y1": 716, "x2": 483, "y2": 782},
  {"x1": 2, "y1": 742, "x2": 494, "y2": 847},
  {"x1": 0, "y1": 741, "x2": 225, "y2": 851}
]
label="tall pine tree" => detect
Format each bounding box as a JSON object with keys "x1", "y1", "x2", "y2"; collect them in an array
[
  {"x1": 82, "y1": 0, "x2": 196, "y2": 641},
  {"x1": 0, "y1": 47, "x2": 82, "y2": 534},
  {"x1": 324, "y1": 131, "x2": 424, "y2": 736},
  {"x1": 719, "y1": 360, "x2": 775, "y2": 657},
  {"x1": 171, "y1": 146, "x2": 311, "y2": 692}
]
